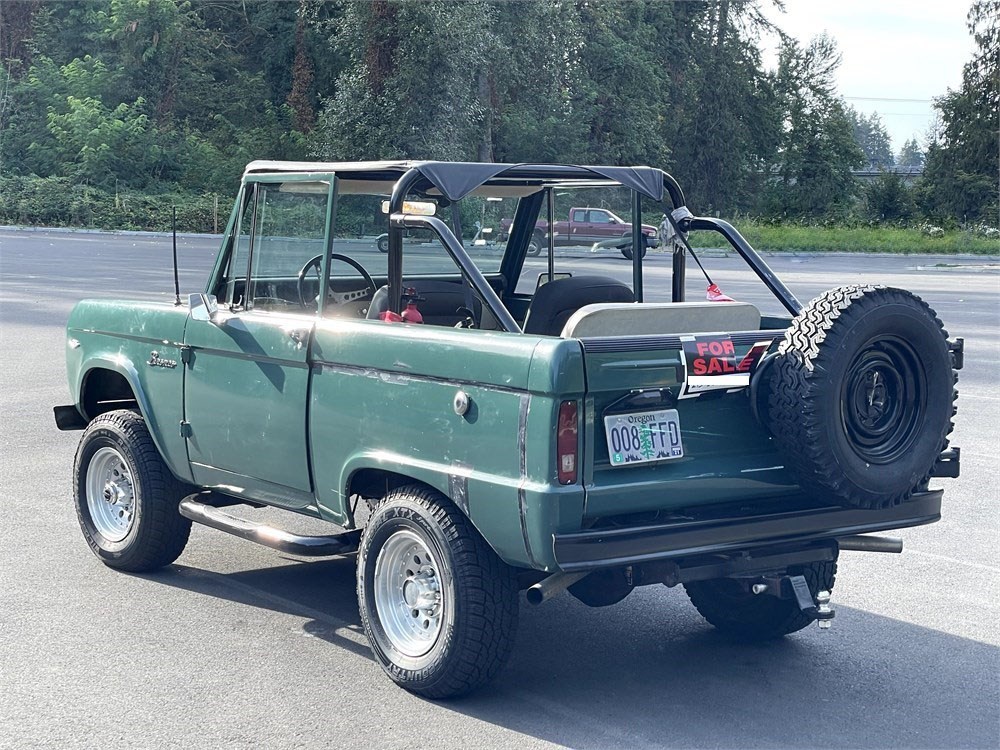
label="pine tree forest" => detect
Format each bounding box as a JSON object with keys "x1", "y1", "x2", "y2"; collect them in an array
[{"x1": 0, "y1": 0, "x2": 996, "y2": 233}]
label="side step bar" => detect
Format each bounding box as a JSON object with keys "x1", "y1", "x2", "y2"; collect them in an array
[{"x1": 179, "y1": 493, "x2": 361, "y2": 557}]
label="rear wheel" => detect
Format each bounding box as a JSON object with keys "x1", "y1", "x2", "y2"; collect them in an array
[
  {"x1": 620, "y1": 243, "x2": 647, "y2": 260},
  {"x1": 357, "y1": 485, "x2": 518, "y2": 698},
  {"x1": 74, "y1": 410, "x2": 192, "y2": 572},
  {"x1": 526, "y1": 231, "x2": 544, "y2": 256},
  {"x1": 685, "y1": 561, "x2": 837, "y2": 640}
]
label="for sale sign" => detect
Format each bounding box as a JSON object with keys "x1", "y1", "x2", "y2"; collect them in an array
[{"x1": 679, "y1": 335, "x2": 771, "y2": 398}]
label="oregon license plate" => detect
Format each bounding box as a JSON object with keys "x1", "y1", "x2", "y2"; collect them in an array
[{"x1": 604, "y1": 409, "x2": 684, "y2": 467}]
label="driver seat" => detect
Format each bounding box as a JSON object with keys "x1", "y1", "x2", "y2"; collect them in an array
[
  {"x1": 365, "y1": 285, "x2": 390, "y2": 320},
  {"x1": 523, "y1": 275, "x2": 634, "y2": 336}
]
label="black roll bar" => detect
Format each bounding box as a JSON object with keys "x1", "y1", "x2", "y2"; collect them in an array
[
  {"x1": 390, "y1": 213, "x2": 522, "y2": 333},
  {"x1": 631, "y1": 190, "x2": 643, "y2": 302},
  {"x1": 387, "y1": 167, "x2": 425, "y2": 314},
  {"x1": 388, "y1": 165, "x2": 799, "y2": 322},
  {"x1": 685, "y1": 217, "x2": 801, "y2": 316}
]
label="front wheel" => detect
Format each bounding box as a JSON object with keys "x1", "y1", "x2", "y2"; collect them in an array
[
  {"x1": 357, "y1": 485, "x2": 518, "y2": 698},
  {"x1": 684, "y1": 561, "x2": 837, "y2": 641},
  {"x1": 73, "y1": 410, "x2": 192, "y2": 572}
]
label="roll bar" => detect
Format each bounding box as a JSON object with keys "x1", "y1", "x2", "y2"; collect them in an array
[
  {"x1": 389, "y1": 213, "x2": 521, "y2": 333},
  {"x1": 387, "y1": 164, "x2": 798, "y2": 322}
]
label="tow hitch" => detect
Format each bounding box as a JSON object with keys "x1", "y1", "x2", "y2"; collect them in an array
[{"x1": 753, "y1": 574, "x2": 835, "y2": 629}]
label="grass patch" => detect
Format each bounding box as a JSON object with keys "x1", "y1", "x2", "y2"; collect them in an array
[{"x1": 688, "y1": 222, "x2": 999, "y2": 255}]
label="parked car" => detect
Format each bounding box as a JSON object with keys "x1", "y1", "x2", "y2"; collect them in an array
[
  {"x1": 56, "y1": 160, "x2": 961, "y2": 699},
  {"x1": 501, "y1": 206, "x2": 658, "y2": 258}
]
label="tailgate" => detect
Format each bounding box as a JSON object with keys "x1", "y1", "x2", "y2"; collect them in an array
[{"x1": 579, "y1": 332, "x2": 798, "y2": 519}]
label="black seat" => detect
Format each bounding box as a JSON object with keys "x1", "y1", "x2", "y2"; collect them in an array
[{"x1": 522, "y1": 275, "x2": 634, "y2": 336}]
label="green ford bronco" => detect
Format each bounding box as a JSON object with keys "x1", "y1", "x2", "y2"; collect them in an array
[{"x1": 56, "y1": 161, "x2": 962, "y2": 698}]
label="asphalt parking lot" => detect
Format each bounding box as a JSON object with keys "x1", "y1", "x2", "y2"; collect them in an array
[{"x1": 1, "y1": 228, "x2": 998, "y2": 749}]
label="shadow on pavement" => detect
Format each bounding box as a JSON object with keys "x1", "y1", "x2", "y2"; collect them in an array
[{"x1": 144, "y1": 558, "x2": 999, "y2": 749}]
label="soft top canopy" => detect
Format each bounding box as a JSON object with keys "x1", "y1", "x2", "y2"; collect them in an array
[{"x1": 244, "y1": 160, "x2": 677, "y2": 205}]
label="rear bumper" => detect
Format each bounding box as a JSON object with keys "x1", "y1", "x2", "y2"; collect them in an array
[{"x1": 552, "y1": 489, "x2": 942, "y2": 571}]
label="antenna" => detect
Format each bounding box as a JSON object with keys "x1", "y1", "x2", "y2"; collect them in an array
[{"x1": 172, "y1": 206, "x2": 181, "y2": 306}]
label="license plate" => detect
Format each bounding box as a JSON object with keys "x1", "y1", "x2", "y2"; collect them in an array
[{"x1": 604, "y1": 409, "x2": 684, "y2": 467}]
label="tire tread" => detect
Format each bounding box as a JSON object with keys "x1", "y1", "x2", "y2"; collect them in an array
[{"x1": 74, "y1": 410, "x2": 191, "y2": 572}]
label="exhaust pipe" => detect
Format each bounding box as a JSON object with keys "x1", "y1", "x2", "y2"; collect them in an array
[
  {"x1": 837, "y1": 535, "x2": 903, "y2": 553},
  {"x1": 526, "y1": 572, "x2": 588, "y2": 605}
]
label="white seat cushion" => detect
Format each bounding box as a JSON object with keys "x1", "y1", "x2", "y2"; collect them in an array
[{"x1": 560, "y1": 301, "x2": 762, "y2": 338}]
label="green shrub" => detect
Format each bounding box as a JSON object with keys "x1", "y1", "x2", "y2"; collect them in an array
[{"x1": 0, "y1": 175, "x2": 226, "y2": 233}]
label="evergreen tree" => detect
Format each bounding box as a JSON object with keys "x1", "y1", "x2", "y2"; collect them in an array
[
  {"x1": 310, "y1": 0, "x2": 494, "y2": 161},
  {"x1": 897, "y1": 137, "x2": 925, "y2": 168},
  {"x1": 767, "y1": 34, "x2": 864, "y2": 217},
  {"x1": 919, "y1": 1, "x2": 999, "y2": 224},
  {"x1": 667, "y1": 1, "x2": 782, "y2": 214},
  {"x1": 847, "y1": 107, "x2": 895, "y2": 167}
]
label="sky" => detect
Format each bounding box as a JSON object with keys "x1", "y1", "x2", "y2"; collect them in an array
[{"x1": 761, "y1": 0, "x2": 976, "y2": 154}]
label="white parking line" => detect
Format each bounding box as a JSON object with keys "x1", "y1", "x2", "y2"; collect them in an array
[{"x1": 908, "y1": 549, "x2": 1000, "y2": 574}]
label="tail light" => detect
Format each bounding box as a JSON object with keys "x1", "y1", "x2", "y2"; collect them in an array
[{"x1": 557, "y1": 400, "x2": 579, "y2": 485}]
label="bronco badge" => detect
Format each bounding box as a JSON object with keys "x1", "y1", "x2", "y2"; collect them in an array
[{"x1": 147, "y1": 351, "x2": 177, "y2": 369}]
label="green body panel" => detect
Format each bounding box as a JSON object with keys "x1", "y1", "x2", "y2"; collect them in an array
[
  {"x1": 581, "y1": 341, "x2": 797, "y2": 519},
  {"x1": 183, "y1": 310, "x2": 314, "y2": 506},
  {"x1": 66, "y1": 299, "x2": 194, "y2": 483},
  {"x1": 309, "y1": 318, "x2": 585, "y2": 567}
]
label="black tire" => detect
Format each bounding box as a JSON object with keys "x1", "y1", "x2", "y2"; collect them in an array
[
  {"x1": 357, "y1": 485, "x2": 518, "y2": 699},
  {"x1": 767, "y1": 285, "x2": 956, "y2": 509},
  {"x1": 526, "y1": 231, "x2": 544, "y2": 256},
  {"x1": 376, "y1": 234, "x2": 389, "y2": 253},
  {"x1": 73, "y1": 410, "x2": 192, "y2": 572},
  {"x1": 685, "y1": 561, "x2": 837, "y2": 640},
  {"x1": 620, "y1": 243, "x2": 647, "y2": 260}
]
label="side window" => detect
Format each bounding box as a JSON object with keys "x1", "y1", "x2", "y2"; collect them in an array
[
  {"x1": 590, "y1": 210, "x2": 612, "y2": 224},
  {"x1": 572, "y1": 209, "x2": 587, "y2": 222},
  {"x1": 247, "y1": 181, "x2": 330, "y2": 312}
]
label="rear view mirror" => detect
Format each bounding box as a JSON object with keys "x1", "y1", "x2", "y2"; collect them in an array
[
  {"x1": 189, "y1": 293, "x2": 219, "y2": 322},
  {"x1": 381, "y1": 200, "x2": 436, "y2": 216}
]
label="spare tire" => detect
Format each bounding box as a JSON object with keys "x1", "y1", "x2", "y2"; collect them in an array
[{"x1": 767, "y1": 285, "x2": 956, "y2": 509}]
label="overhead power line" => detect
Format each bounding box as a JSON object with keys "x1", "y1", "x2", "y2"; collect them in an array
[{"x1": 845, "y1": 96, "x2": 934, "y2": 104}]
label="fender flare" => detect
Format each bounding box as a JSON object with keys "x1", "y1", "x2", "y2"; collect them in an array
[
  {"x1": 76, "y1": 355, "x2": 183, "y2": 481},
  {"x1": 337, "y1": 451, "x2": 526, "y2": 565}
]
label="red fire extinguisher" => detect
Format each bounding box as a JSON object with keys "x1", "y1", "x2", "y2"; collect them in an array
[{"x1": 401, "y1": 287, "x2": 424, "y2": 324}]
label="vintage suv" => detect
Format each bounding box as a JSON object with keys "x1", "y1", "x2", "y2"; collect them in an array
[{"x1": 56, "y1": 161, "x2": 961, "y2": 698}]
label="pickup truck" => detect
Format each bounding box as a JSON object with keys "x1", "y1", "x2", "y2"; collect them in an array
[
  {"x1": 57, "y1": 160, "x2": 961, "y2": 699},
  {"x1": 501, "y1": 206, "x2": 658, "y2": 258}
]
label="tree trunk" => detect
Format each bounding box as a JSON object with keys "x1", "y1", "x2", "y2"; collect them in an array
[
  {"x1": 476, "y1": 70, "x2": 494, "y2": 162},
  {"x1": 287, "y1": 1, "x2": 316, "y2": 132}
]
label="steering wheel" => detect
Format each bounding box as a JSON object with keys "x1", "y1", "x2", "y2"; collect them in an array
[{"x1": 297, "y1": 253, "x2": 378, "y2": 311}]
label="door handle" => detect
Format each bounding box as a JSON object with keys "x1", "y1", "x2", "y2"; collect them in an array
[{"x1": 286, "y1": 329, "x2": 309, "y2": 348}]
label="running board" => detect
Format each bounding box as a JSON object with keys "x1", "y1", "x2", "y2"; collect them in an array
[{"x1": 179, "y1": 493, "x2": 361, "y2": 557}]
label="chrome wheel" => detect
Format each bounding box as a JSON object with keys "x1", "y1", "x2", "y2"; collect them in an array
[
  {"x1": 373, "y1": 530, "x2": 444, "y2": 658},
  {"x1": 85, "y1": 446, "x2": 136, "y2": 542}
]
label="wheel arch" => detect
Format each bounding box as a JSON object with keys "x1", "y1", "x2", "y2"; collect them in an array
[
  {"x1": 338, "y1": 455, "x2": 529, "y2": 567},
  {"x1": 79, "y1": 358, "x2": 151, "y2": 422},
  {"x1": 74, "y1": 356, "x2": 192, "y2": 483}
]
